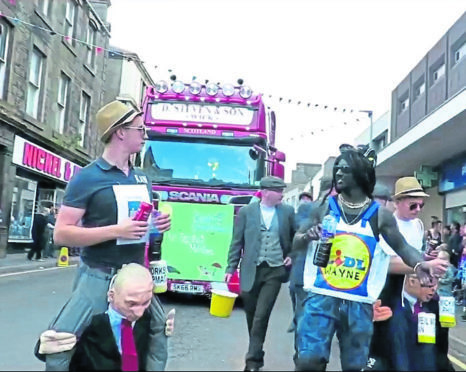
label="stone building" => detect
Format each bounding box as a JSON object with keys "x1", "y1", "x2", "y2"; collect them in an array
[{"x1": 0, "y1": 0, "x2": 111, "y2": 256}]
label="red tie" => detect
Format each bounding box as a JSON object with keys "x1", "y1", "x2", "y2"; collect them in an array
[{"x1": 121, "y1": 318, "x2": 139, "y2": 371}]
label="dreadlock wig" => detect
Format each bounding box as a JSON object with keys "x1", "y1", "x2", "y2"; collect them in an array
[{"x1": 332, "y1": 148, "x2": 376, "y2": 199}]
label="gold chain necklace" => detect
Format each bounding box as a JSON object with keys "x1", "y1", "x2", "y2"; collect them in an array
[
  {"x1": 338, "y1": 199, "x2": 367, "y2": 225},
  {"x1": 338, "y1": 193, "x2": 370, "y2": 209}
]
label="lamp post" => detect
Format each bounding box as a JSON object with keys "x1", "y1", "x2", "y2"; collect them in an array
[{"x1": 359, "y1": 110, "x2": 374, "y2": 149}]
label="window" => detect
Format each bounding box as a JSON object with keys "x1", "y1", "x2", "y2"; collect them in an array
[
  {"x1": 454, "y1": 42, "x2": 466, "y2": 64},
  {"x1": 373, "y1": 132, "x2": 387, "y2": 151},
  {"x1": 432, "y1": 63, "x2": 445, "y2": 83},
  {"x1": 142, "y1": 139, "x2": 265, "y2": 187},
  {"x1": 414, "y1": 81, "x2": 425, "y2": 100},
  {"x1": 86, "y1": 22, "x2": 97, "y2": 68},
  {"x1": 64, "y1": 0, "x2": 76, "y2": 45},
  {"x1": 26, "y1": 47, "x2": 45, "y2": 119},
  {"x1": 140, "y1": 80, "x2": 147, "y2": 103},
  {"x1": 57, "y1": 73, "x2": 70, "y2": 133},
  {"x1": 79, "y1": 91, "x2": 90, "y2": 147},
  {"x1": 0, "y1": 22, "x2": 10, "y2": 99},
  {"x1": 38, "y1": 0, "x2": 50, "y2": 16},
  {"x1": 400, "y1": 96, "x2": 409, "y2": 113},
  {"x1": 8, "y1": 176, "x2": 37, "y2": 242}
]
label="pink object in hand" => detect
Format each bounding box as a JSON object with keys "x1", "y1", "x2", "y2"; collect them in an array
[{"x1": 132, "y1": 202, "x2": 152, "y2": 221}]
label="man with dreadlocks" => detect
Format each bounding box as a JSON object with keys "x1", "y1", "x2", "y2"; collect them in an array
[{"x1": 292, "y1": 144, "x2": 446, "y2": 371}]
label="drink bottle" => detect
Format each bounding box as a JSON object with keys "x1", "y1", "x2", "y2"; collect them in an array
[
  {"x1": 150, "y1": 259, "x2": 168, "y2": 293},
  {"x1": 132, "y1": 202, "x2": 153, "y2": 221},
  {"x1": 148, "y1": 200, "x2": 167, "y2": 293},
  {"x1": 313, "y1": 211, "x2": 338, "y2": 267}
]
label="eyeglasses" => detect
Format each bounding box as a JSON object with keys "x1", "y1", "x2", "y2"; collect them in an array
[
  {"x1": 334, "y1": 165, "x2": 352, "y2": 174},
  {"x1": 124, "y1": 126, "x2": 147, "y2": 135},
  {"x1": 409, "y1": 202, "x2": 425, "y2": 211}
]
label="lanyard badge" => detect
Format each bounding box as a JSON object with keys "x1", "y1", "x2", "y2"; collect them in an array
[
  {"x1": 439, "y1": 296, "x2": 456, "y2": 328},
  {"x1": 418, "y1": 312, "x2": 436, "y2": 344}
]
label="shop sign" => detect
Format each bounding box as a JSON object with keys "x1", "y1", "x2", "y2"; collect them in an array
[
  {"x1": 12, "y1": 136, "x2": 81, "y2": 183},
  {"x1": 439, "y1": 156, "x2": 466, "y2": 192},
  {"x1": 414, "y1": 165, "x2": 438, "y2": 188}
]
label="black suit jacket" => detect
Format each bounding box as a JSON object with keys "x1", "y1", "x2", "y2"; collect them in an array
[
  {"x1": 69, "y1": 312, "x2": 150, "y2": 371},
  {"x1": 384, "y1": 297, "x2": 453, "y2": 371}
]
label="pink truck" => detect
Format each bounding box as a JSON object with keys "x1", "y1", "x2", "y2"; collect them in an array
[{"x1": 139, "y1": 80, "x2": 285, "y2": 296}]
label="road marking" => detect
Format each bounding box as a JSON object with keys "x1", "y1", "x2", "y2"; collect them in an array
[
  {"x1": 449, "y1": 354, "x2": 466, "y2": 370},
  {"x1": 0, "y1": 265, "x2": 77, "y2": 278},
  {"x1": 450, "y1": 334, "x2": 466, "y2": 347}
]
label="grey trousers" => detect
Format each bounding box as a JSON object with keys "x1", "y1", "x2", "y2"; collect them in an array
[{"x1": 44, "y1": 261, "x2": 168, "y2": 371}]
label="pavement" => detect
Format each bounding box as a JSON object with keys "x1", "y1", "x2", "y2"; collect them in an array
[{"x1": 0, "y1": 249, "x2": 80, "y2": 276}]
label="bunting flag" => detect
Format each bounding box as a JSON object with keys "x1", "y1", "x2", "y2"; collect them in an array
[
  {"x1": 1, "y1": 9, "x2": 374, "y2": 124},
  {"x1": 0, "y1": 10, "x2": 142, "y2": 62}
]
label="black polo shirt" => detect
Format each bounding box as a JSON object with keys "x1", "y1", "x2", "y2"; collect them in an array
[{"x1": 63, "y1": 157, "x2": 151, "y2": 268}]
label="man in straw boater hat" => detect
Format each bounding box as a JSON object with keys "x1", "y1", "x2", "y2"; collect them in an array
[
  {"x1": 34, "y1": 100, "x2": 172, "y2": 371},
  {"x1": 367, "y1": 176, "x2": 450, "y2": 370},
  {"x1": 292, "y1": 146, "x2": 448, "y2": 371}
]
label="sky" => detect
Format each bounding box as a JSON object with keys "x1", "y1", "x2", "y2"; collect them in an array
[{"x1": 107, "y1": 0, "x2": 465, "y2": 181}]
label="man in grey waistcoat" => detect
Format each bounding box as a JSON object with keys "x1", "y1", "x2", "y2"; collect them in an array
[{"x1": 225, "y1": 176, "x2": 296, "y2": 372}]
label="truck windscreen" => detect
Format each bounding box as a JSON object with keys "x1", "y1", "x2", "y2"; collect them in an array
[{"x1": 141, "y1": 139, "x2": 265, "y2": 188}]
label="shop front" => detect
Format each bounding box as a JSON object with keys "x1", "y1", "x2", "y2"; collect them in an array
[
  {"x1": 8, "y1": 135, "x2": 81, "y2": 244},
  {"x1": 440, "y1": 154, "x2": 466, "y2": 225}
]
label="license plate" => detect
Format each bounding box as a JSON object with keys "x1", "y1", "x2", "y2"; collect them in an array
[{"x1": 171, "y1": 283, "x2": 204, "y2": 294}]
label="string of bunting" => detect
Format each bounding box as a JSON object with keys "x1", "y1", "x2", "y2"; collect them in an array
[
  {"x1": 266, "y1": 95, "x2": 367, "y2": 115},
  {"x1": 0, "y1": 9, "x2": 142, "y2": 62},
  {"x1": 1, "y1": 8, "x2": 374, "y2": 121}
]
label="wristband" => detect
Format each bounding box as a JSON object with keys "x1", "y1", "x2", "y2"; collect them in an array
[{"x1": 413, "y1": 262, "x2": 422, "y2": 272}]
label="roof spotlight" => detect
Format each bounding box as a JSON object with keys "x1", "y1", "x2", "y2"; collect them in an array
[
  {"x1": 239, "y1": 85, "x2": 252, "y2": 99},
  {"x1": 172, "y1": 80, "x2": 185, "y2": 94},
  {"x1": 222, "y1": 84, "x2": 235, "y2": 97},
  {"x1": 189, "y1": 81, "x2": 202, "y2": 95},
  {"x1": 155, "y1": 80, "x2": 168, "y2": 93},
  {"x1": 206, "y1": 83, "x2": 219, "y2": 96}
]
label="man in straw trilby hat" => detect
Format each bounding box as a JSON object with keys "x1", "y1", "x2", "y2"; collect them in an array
[
  {"x1": 35, "y1": 100, "x2": 172, "y2": 371},
  {"x1": 292, "y1": 146, "x2": 447, "y2": 371},
  {"x1": 367, "y1": 176, "x2": 450, "y2": 370}
]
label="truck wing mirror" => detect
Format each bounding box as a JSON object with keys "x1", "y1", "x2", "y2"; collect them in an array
[{"x1": 274, "y1": 151, "x2": 286, "y2": 162}]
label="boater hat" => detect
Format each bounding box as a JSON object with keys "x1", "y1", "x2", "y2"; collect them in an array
[
  {"x1": 96, "y1": 100, "x2": 142, "y2": 142},
  {"x1": 392, "y1": 177, "x2": 429, "y2": 200}
]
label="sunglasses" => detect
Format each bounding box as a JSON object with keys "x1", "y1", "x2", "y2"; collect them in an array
[
  {"x1": 409, "y1": 202, "x2": 425, "y2": 211},
  {"x1": 124, "y1": 126, "x2": 147, "y2": 135},
  {"x1": 334, "y1": 165, "x2": 352, "y2": 174}
]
